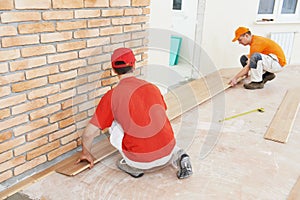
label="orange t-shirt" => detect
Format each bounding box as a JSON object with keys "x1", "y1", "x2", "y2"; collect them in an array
[
  {"x1": 250, "y1": 35, "x2": 286, "y2": 67},
  {"x1": 90, "y1": 77, "x2": 175, "y2": 162}
]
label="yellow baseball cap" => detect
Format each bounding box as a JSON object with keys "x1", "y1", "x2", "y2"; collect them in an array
[{"x1": 232, "y1": 27, "x2": 250, "y2": 42}]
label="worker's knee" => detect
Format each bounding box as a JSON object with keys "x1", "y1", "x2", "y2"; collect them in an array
[
  {"x1": 240, "y1": 55, "x2": 248, "y2": 67},
  {"x1": 249, "y1": 53, "x2": 262, "y2": 69}
]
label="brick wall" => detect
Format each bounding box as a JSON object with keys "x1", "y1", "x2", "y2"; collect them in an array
[{"x1": 0, "y1": 0, "x2": 150, "y2": 185}]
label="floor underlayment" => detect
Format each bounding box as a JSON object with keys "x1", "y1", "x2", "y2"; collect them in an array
[{"x1": 3, "y1": 65, "x2": 300, "y2": 200}]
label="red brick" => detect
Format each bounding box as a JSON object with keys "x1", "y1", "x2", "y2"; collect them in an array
[
  {"x1": 87, "y1": 54, "x2": 110, "y2": 64},
  {"x1": 74, "y1": 29, "x2": 99, "y2": 39},
  {"x1": 78, "y1": 64, "x2": 100, "y2": 76},
  {"x1": 59, "y1": 59, "x2": 86, "y2": 71},
  {"x1": 0, "y1": 136, "x2": 26, "y2": 153},
  {"x1": 100, "y1": 26, "x2": 123, "y2": 36},
  {"x1": 28, "y1": 85, "x2": 60, "y2": 100},
  {"x1": 49, "y1": 107, "x2": 77, "y2": 123},
  {"x1": 111, "y1": 33, "x2": 131, "y2": 43},
  {"x1": 2, "y1": 35, "x2": 39, "y2": 48},
  {"x1": 88, "y1": 86, "x2": 110, "y2": 99},
  {"x1": 15, "y1": 0, "x2": 51, "y2": 9},
  {"x1": 49, "y1": 125, "x2": 76, "y2": 142},
  {"x1": 12, "y1": 98, "x2": 47, "y2": 115},
  {"x1": 0, "y1": 72, "x2": 25, "y2": 86},
  {"x1": 132, "y1": 0, "x2": 150, "y2": 6},
  {"x1": 27, "y1": 140, "x2": 60, "y2": 160},
  {"x1": 77, "y1": 82, "x2": 98, "y2": 94},
  {"x1": 124, "y1": 24, "x2": 142, "y2": 32},
  {"x1": 0, "y1": 109, "x2": 10, "y2": 120},
  {"x1": 101, "y1": 9, "x2": 123, "y2": 17},
  {"x1": 87, "y1": 19, "x2": 110, "y2": 28},
  {"x1": 1, "y1": 12, "x2": 41, "y2": 23},
  {"x1": 76, "y1": 118, "x2": 90, "y2": 129},
  {"x1": 85, "y1": 0, "x2": 109, "y2": 7},
  {"x1": 59, "y1": 116, "x2": 75, "y2": 129},
  {"x1": 62, "y1": 94, "x2": 87, "y2": 109},
  {"x1": 26, "y1": 65, "x2": 59, "y2": 79},
  {"x1": 21, "y1": 45, "x2": 56, "y2": 57},
  {"x1": 0, "y1": 0, "x2": 13, "y2": 10},
  {"x1": 0, "y1": 151, "x2": 12, "y2": 164},
  {"x1": 14, "y1": 137, "x2": 48, "y2": 156},
  {"x1": 143, "y1": 7, "x2": 150, "y2": 14},
  {"x1": 124, "y1": 8, "x2": 143, "y2": 16},
  {"x1": 0, "y1": 49, "x2": 20, "y2": 62},
  {"x1": 47, "y1": 141, "x2": 77, "y2": 160},
  {"x1": 30, "y1": 104, "x2": 61, "y2": 120},
  {"x1": 0, "y1": 156, "x2": 25, "y2": 173},
  {"x1": 48, "y1": 70, "x2": 77, "y2": 83},
  {"x1": 87, "y1": 37, "x2": 110, "y2": 47},
  {"x1": 0, "y1": 25, "x2": 17, "y2": 37},
  {"x1": 18, "y1": 22, "x2": 55, "y2": 34},
  {"x1": 10, "y1": 56, "x2": 47, "y2": 72},
  {"x1": 125, "y1": 39, "x2": 143, "y2": 48},
  {"x1": 79, "y1": 47, "x2": 102, "y2": 58},
  {"x1": 42, "y1": 11, "x2": 73, "y2": 20},
  {"x1": 27, "y1": 123, "x2": 58, "y2": 141},
  {"x1": 41, "y1": 32, "x2": 72, "y2": 43},
  {"x1": 75, "y1": 9, "x2": 100, "y2": 18},
  {"x1": 47, "y1": 51, "x2": 78, "y2": 64},
  {"x1": 0, "y1": 94, "x2": 26, "y2": 109},
  {"x1": 61, "y1": 132, "x2": 80, "y2": 145},
  {"x1": 48, "y1": 89, "x2": 75, "y2": 104},
  {"x1": 14, "y1": 118, "x2": 49, "y2": 136},
  {"x1": 132, "y1": 16, "x2": 149, "y2": 23},
  {"x1": 12, "y1": 77, "x2": 48, "y2": 93},
  {"x1": 0, "y1": 63, "x2": 8, "y2": 74},
  {"x1": 53, "y1": 0, "x2": 83, "y2": 8},
  {"x1": 0, "y1": 131, "x2": 12, "y2": 143},
  {"x1": 56, "y1": 21, "x2": 86, "y2": 31},
  {"x1": 0, "y1": 170, "x2": 12, "y2": 183},
  {"x1": 57, "y1": 41, "x2": 86, "y2": 52},
  {"x1": 0, "y1": 86, "x2": 11, "y2": 97},
  {"x1": 14, "y1": 155, "x2": 47, "y2": 175},
  {"x1": 112, "y1": 17, "x2": 132, "y2": 25}
]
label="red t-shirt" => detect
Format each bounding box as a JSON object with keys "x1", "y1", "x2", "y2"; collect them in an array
[{"x1": 90, "y1": 77, "x2": 176, "y2": 162}]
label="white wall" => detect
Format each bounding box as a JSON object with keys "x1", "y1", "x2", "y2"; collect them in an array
[{"x1": 201, "y1": 0, "x2": 300, "y2": 68}]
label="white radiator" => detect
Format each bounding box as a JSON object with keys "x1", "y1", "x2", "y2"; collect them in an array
[{"x1": 270, "y1": 32, "x2": 295, "y2": 64}]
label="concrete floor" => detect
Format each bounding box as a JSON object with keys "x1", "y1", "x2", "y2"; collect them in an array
[{"x1": 7, "y1": 65, "x2": 300, "y2": 200}]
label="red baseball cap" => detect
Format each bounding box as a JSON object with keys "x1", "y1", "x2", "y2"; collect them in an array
[{"x1": 111, "y1": 48, "x2": 136, "y2": 68}]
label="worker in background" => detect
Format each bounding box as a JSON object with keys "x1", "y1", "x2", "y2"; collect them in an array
[
  {"x1": 76, "y1": 47, "x2": 193, "y2": 179},
  {"x1": 229, "y1": 27, "x2": 286, "y2": 89}
]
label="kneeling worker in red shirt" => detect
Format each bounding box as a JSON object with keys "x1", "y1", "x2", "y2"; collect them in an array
[{"x1": 77, "y1": 47, "x2": 193, "y2": 179}]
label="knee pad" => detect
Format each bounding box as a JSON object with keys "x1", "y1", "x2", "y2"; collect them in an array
[{"x1": 240, "y1": 55, "x2": 248, "y2": 67}]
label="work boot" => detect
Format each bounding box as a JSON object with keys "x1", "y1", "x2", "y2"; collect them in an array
[
  {"x1": 177, "y1": 154, "x2": 193, "y2": 179},
  {"x1": 262, "y1": 72, "x2": 276, "y2": 84},
  {"x1": 244, "y1": 81, "x2": 264, "y2": 89},
  {"x1": 117, "y1": 158, "x2": 144, "y2": 178}
]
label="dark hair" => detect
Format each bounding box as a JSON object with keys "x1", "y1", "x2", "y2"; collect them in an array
[
  {"x1": 243, "y1": 31, "x2": 252, "y2": 36},
  {"x1": 113, "y1": 61, "x2": 133, "y2": 75}
]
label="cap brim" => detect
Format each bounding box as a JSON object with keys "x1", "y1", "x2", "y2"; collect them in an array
[{"x1": 232, "y1": 37, "x2": 238, "y2": 42}]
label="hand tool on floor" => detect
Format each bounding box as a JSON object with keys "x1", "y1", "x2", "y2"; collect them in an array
[{"x1": 219, "y1": 107, "x2": 265, "y2": 122}]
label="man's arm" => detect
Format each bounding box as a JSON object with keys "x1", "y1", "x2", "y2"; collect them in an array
[
  {"x1": 229, "y1": 65, "x2": 250, "y2": 86},
  {"x1": 76, "y1": 122, "x2": 100, "y2": 168}
]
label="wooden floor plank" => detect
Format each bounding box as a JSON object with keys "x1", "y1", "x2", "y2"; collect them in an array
[
  {"x1": 288, "y1": 176, "x2": 300, "y2": 200},
  {"x1": 264, "y1": 88, "x2": 300, "y2": 143}
]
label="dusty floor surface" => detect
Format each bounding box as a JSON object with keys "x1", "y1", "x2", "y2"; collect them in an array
[{"x1": 7, "y1": 65, "x2": 300, "y2": 200}]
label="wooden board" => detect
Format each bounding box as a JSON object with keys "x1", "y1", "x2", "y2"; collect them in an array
[
  {"x1": 288, "y1": 176, "x2": 300, "y2": 200},
  {"x1": 264, "y1": 88, "x2": 300, "y2": 143},
  {"x1": 56, "y1": 138, "x2": 117, "y2": 176}
]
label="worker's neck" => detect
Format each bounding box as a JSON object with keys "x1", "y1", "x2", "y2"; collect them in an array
[{"x1": 119, "y1": 71, "x2": 134, "y2": 80}]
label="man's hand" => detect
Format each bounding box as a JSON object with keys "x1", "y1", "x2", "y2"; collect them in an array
[
  {"x1": 229, "y1": 77, "x2": 238, "y2": 87},
  {"x1": 76, "y1": 150, "x2": 95, "y2": 169}
]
